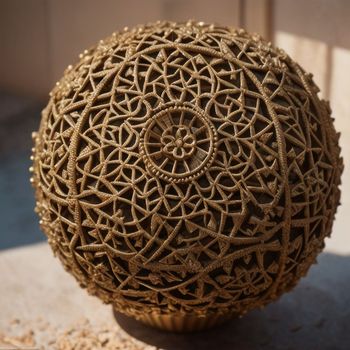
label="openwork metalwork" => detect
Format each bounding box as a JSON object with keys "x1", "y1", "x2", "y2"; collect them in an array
[{"x1": 31, "y1": 21, "x2": 343, "y2": 331}]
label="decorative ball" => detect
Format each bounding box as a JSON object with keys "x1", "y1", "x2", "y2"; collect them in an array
[{"x1": 31, "y1": 21, "x2": 343, "y2": 332}]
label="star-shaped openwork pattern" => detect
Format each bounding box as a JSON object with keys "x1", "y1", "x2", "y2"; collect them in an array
[{"x1": 32, "y1": 21, "x2": 343, "y2": 321}]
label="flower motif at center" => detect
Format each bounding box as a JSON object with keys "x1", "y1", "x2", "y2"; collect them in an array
[
  {"x1": 139, "y1": 104, "x2": 217, "y2": 183},
  {"x1": 161, "y1": 125, "x2": 196, "y2": 160}
]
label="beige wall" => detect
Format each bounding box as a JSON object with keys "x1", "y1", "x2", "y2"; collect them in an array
[
  {"x1": 0, "y1": 0, "x2": 50, "y2": 98},
  {"x1": 0, "y1": 0, "x2": 245, "y2": 99}
]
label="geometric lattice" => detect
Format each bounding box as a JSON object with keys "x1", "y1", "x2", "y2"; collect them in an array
[{"x1": 31, "y1": 21, "x2": 343, "y2": 324}]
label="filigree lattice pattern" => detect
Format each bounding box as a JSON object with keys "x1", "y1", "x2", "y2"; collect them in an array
[{"x1": 31, "y1": 21, "x2": 343, "y2": 323}]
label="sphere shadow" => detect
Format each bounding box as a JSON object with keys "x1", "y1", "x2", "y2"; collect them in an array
[{"x1": 114, "y1": 253, "x2": 350, "y2": 350}]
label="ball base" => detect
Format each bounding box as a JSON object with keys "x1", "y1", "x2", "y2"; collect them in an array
[
  {"x1": 115, "y1": 308, "x2": 234, "y2": 332},
  {"x1": 138, "y1": 312, "x2": 233, "y2": 332}
]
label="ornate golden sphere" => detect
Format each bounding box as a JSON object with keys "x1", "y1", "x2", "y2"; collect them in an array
[{"x1": 32, "y1": 21, "x2": 343, "y2": 332}]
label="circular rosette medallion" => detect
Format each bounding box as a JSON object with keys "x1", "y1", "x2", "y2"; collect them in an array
[{"x1": 140, "y1": 104, "x2": 217, "y2": 183}]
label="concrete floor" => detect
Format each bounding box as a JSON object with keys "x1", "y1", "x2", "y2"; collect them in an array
[
  {"x1": 1, "y1": 244, "x2": 350, "y2": 349},
  {"x1": 0, "y1": 92, "x2": 349, "y2": 349}
]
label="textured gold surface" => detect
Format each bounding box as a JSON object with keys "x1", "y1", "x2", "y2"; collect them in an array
[{"x1": 31, "y1": 21, "x2": 343, "y2": 331}]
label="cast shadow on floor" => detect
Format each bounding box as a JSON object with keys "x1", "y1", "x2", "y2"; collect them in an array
[{"x1": 114, "y1": 253, "x2": 350, "y2": 350}]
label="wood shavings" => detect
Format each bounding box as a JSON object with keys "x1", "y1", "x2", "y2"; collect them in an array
[{"x1": 0, "y1": 317, "x2": 157, "y2": 350}]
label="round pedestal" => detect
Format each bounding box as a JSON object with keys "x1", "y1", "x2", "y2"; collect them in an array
[{"x1": 136, "y1": 312, "x2": 234, "y2": 332}]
